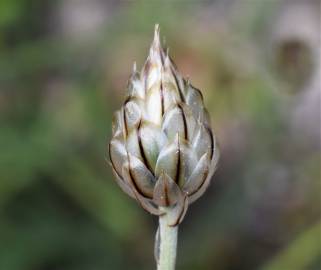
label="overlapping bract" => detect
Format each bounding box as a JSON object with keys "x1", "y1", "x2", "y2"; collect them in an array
[{"x1": 109, "y1": 25, "x2": 219, "y2": 226}]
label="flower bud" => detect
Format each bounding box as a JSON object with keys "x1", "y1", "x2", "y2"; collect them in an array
[{"x1": 109, "y1": 25, "x2": 219, "y2": 226}]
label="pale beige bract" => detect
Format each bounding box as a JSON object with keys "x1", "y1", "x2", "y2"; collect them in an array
[{"x1": 109, "y1": 25, "x2": 219, "y2": 226}]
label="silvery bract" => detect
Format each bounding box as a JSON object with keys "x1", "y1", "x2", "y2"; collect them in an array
[{"x1": 109, "y1": 25, "x2": 219, "y2": 226}]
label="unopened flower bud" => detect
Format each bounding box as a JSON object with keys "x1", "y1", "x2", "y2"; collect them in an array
[{"x1": 109, "y1": 25, "x2": 219, "y2": 226}]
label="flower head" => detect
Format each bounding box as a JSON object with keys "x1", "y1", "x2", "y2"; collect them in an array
[{"x1": 109, "y1": 25, "x2": 219, "y2": 225}]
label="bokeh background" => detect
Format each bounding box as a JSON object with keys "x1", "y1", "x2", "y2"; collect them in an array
[{"x1": 0, "y1": 0, "x2": 320, "y2": 269}]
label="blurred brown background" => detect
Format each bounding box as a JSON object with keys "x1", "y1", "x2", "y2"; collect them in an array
[{"x1": 0, "y1": 0, "x2": 320, "y2": 269}]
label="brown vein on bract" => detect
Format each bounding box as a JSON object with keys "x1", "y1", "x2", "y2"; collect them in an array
[
  {"x1": 163, "y1": 176, "x2": 170, "y2": 206},
  {"x1": 171, "y1": 67, "x2": 185, "y2": 102},
  {"x1": 205, "y1": 125, "x2": 214, "y2": 160},
  {"x1": 137, "y1": 120, "x2": 155, "y2": 176},
  {"x1": 170, "y1": 196, "x2": 187, "y2": 227},
  {"x1": 109, "y1": 141, "x2": 123, "y2": 179},
  {"x1": 174, "y1": 136, "x2": 181, "y2": 184},
  {"x1": 189, "y1": 168, "x2": 209, "y2": 197},
  {"x1": 143, "y1": 59, "x2": 151, "y2": 92},
  {"x1": 177, "y1": 103, "x2": 188, "y2": 140},
  {"x1": 123, "y1": 98, "x2": 131, "y2": 137},
  {"x1": 159, "y1": 46, "x2": 164, "y2": 65},
  {"x1": 160, "y1": 81, "x2": 164, "y2": 116},
  {"x1": 131, "y1": 187, "x2": 160, "y2": 216},
  {"x1": 192, "y1": 85, "x2": 204, "y2": 103},
  {"x1": 169, "y1": 55, "x2": 178, "y2": 70},
  {"x1": 127, "y1": 156, "x2": 153, "y2": 199}
]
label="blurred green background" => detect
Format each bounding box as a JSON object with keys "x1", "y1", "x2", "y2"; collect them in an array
[{"x1": 0, "y1": 0, "x2": 320, "y2": 269}]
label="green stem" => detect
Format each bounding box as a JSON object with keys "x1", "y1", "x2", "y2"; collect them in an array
[{"x1": 156, "y1": 213, "x2": 178, "y2": 270}]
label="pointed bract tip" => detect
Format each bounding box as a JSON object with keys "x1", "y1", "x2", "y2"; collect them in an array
[
  {"x1": 133, "y1": 61, "x2": 137, "y2": 72},
  {"x1": 153, "y1": 24, "x2": 161, "y2": 45},
  {"x1": 164, "y1": 48, "x2": 171, "y2": 66},
  {"x1": 154, "y1": 24, "x2": 160, "y2": 34}
]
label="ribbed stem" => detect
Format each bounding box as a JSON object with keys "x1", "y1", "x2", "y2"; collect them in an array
[{"x1": 156, "y1": 212, "x2": 178, "y2": 270}]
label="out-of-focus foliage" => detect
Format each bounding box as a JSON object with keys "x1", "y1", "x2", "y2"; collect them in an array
[{"x1": 0, "y1": 0, "x2": 320, "y2": 270}]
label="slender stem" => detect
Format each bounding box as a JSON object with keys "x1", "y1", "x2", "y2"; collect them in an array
[{"x1": 157, "y1": 213, "x2": 178, "y2": 270}]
